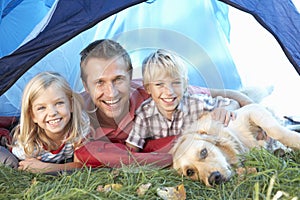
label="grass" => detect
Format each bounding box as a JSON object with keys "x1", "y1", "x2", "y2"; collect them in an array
[{"x1": 0, "y1": 148, "x2": 299, "y2": 200}]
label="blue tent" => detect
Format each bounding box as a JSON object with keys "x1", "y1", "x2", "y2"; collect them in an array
[{"x1": 0, "y1": 0, "x2": 299, "y2": 116}]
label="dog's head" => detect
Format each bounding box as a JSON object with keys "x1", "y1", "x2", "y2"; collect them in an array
[{"x1": 170, "y1": 133, "x2": 240, "y2": 186}]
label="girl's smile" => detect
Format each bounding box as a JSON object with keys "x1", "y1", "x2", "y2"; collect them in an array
[{"x1": 31, "y1": 84, "x2": 72, "y2": 138}]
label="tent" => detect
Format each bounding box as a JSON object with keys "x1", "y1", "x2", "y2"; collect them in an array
[{"x1": 0, "y1": 0, "x2": 299, "y2": 117}]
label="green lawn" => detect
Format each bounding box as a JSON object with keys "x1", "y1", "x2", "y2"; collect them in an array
[{"x1": 0, "y1": 148, "x2": 299, "y2": 200}]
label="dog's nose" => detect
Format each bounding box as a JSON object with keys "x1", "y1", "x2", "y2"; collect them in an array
[{"x1": 208, "y1": 171, "x2": 223, "y2": 185}]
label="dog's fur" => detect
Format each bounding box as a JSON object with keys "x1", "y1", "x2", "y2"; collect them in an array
[{"x1": 170, "y1": 103, "x2": 300, "y2": 186}]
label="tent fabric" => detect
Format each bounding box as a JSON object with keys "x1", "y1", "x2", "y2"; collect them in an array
[
  {"x1": 0, "y1": 0, "x2": 299, "y2": 116},
  {"x1": 111, "y1": 0, "x2": 241, "y2": 89},
  {"x1": 0, "y1": 0, "x2": 242, "y2": 116},
  {"x1": 0, "y1": 0, "x2": 52, "y2": 57},
  {"x1": 220, "y1": 0, "x2": 300, "y2": 75},
  {"x1": 0, "y1": 0, "x2": 146, "y2": 96},
  {"x1": 1, "y1": 0, "x2": 23, "y2": 19},
  {"x1": 0, "y1": 0, "x2": 242, "y2": 97}
]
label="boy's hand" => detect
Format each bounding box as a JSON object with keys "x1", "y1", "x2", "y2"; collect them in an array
[
  {"x1": 211, "y1": 107, "x2": 236, "y2": 126},
  {"x1": 125, "y1": 142, "x2": 140, "y2": 152}
]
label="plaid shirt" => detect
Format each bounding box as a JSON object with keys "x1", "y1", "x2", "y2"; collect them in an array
[
  {"x1": 126, "y1": 94, "x2": 230, "y2": 149},
  {"x1": 83, "y1": 79, "x2": 211, "y2": 144}
]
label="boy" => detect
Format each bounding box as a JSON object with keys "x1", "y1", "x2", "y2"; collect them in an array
[{"x1": 126, "y1": 49, "x2": 239, "y2": 151}]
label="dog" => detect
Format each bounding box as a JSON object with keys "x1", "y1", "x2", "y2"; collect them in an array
[{"x1": 170, "y1": 103, "x2": 300, "y2": 187}]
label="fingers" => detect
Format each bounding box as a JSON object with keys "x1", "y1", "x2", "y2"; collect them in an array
[
  {"x1": 18, "y1": 161, "x2": 26, "y2": 171},
  {"x1": 230, "y1": 111, "x2": 236, "y2": 120},
  {"x1": 223, "y1": 111, "x2": 236, "y2": 126},
  {"x1": 18, "y1": 158, "x2": 36, "y2": 171},
  {"x1": 211, "y1": 108, "x2": 226, "y2": 121},
  {"x1": 211, "y1": 108, "x2": 236, "y2": 126},
  {"x1": 223, "y1": 112, "x2": 231, "y2": 127}
]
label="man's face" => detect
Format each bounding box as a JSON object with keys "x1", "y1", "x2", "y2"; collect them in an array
[{"x1": 83, "y1": 57, "x2": 131, "y2": 122}]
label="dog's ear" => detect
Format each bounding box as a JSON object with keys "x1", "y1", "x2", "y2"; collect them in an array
[
  {"x1": 192, "y1": 134, "x2": 240, "y2": 164},
  {"x1": 214, "y1": 137, "x2": 240, "y2": 165},
  {"x1": 169, "y1": 134, "x2": 187, "y2": 155}
]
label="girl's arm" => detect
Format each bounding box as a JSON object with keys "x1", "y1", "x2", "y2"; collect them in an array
[{"x1": 18, "y1": 156, "x2": 82, "y2": 173}]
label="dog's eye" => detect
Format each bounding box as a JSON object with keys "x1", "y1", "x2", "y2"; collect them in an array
[
  {"x1": 200, "y1": 148, "x2": 208, "y2": 159},
  {"x1": 186, "y1": 169, "x2": 195, "y2": 176}
]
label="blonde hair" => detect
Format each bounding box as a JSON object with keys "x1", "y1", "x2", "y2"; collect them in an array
[
  {"x1": 142, "y1": 49, "x2": 188, "y2": 89},
  {"x1": 12, "y1": 72, "x2": 89, "y2": 157}
]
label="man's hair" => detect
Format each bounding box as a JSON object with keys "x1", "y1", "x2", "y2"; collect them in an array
[{"x1": 80, "y1": 39, "x2": 133, "y2": 82}]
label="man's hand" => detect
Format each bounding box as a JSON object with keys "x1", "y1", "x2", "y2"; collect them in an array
[{"x1": 211, "y1": 107, "x2": 236, "y2": 126}]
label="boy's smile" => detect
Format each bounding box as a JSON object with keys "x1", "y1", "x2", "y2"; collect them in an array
[{"x1": 147, "y1": 74, "x2": 185, "y2": 120}]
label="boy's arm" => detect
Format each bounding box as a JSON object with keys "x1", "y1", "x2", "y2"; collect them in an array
[
  {"x1": 125, "y1": 114, "x2": 147, "y2": 152},
  {"x1": 210, "y1": 107, "x2": 235, "y2": 127},
  {"x1": 125, "y1": 142, "x2": 140, "y2": 152}
]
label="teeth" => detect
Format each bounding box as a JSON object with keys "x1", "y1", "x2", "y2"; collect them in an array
[
  {"x1": 104, "y1": 99, "x2": 119, "y2": 105},
  {"x1": 48, "y1": 119, "x2": 60, "y2": 124},
  {"x1": 163, "y1": 98, "x2": 175, "y2": 102}
]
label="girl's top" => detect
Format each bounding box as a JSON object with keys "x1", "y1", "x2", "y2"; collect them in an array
[{"x1": 12, "y1": 112, "x2": 90, "y2": 163}]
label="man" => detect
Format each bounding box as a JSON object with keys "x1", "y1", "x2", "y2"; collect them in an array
[{"x1": 75, "y1": 39, "x2": 253, "y2": 167}]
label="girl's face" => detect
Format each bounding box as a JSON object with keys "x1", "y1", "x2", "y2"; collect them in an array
[
  {"x1": 31, "y1": 84, "x2": 72, "y2": 138},
  {"x1": 146, "y1": 71, "x2": 185, "y2": 120}
]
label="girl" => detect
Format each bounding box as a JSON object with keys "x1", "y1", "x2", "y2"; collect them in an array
[{"x1": 10, "y1": 71, "x2": 90, "y2": 173}]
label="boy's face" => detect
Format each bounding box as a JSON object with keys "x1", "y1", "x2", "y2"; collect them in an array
[{"x1": 146, "y1": 72, "x2": 186, "y2": 120}]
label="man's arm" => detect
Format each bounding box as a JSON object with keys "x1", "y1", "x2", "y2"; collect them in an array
[
  {"x1": 186, "y1": 85, "x2": 253, "y2": 107},
  {"x1": 209, "y1": 89, "x2": 254, "y2": 107}
]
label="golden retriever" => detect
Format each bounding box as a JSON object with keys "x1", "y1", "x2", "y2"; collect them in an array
[{"x1": 170, "y1": 103, "x2": 300, "y2": 186}]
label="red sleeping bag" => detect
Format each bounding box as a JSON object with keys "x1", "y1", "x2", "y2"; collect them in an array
[
  {"x1": 75, "y1": 136, "x2": 177, "y2": 168},
  {"x1": 0, "y1": 116, "x2": 18, "y2": 147}
]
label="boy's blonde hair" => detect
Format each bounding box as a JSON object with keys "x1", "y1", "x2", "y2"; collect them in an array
[
  {"x1": 142, "y1": 49, "x2": 188, "y2": 89},
  {"x1": 12, "y1": 72, "x2": 89, "y2": 157}
]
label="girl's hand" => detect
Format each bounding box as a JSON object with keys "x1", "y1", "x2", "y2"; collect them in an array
[{"x1": 18, "y1": 157, "x2": 50, "y2": 173}]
